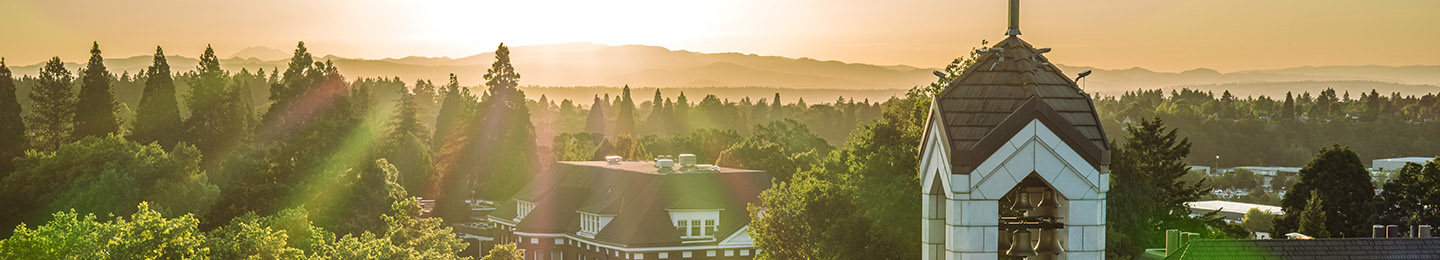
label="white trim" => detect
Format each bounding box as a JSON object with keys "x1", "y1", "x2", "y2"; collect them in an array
[
  {"x1": 718, "y1": 225, "x2": 752, "y2": 246},
  {"x1": 509, "y1": 231, "x2": 756, "y2": 253}
]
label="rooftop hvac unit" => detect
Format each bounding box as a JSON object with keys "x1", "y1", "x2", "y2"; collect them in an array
[
  {"x1": 656, "y1": 159, "x2": 676, "y2": 168},
  {"x1": 678, "y1": 154, "x2": 697, "y2": 167},
  {"x1": 605, "y1": 156, "x2": 622, "y2": 165}
]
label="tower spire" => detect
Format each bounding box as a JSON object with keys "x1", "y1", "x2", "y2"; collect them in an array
[{"x1": 1006, "y1": 0, "x2": 1021, "y2": 36}]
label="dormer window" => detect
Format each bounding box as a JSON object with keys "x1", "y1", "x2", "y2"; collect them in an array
[
  {"x1": 516, "y1": 200, "x2": 536, "y2": 220},
  {"x1": 578, "y1": 212, "x2": 614, "y2": 238},
  {"x1": 668, "y1": 209, "x2": 721, "y2": 240}
]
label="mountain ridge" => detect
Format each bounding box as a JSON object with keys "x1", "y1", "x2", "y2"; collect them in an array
[{"x1": 6, "y1": 42, "x2": 1437, "y2": 98}]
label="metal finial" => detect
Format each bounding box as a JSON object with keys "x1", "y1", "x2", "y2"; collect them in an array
[{"x1": 1006, "y1": 0, "x2": 1022, "y2": 36}]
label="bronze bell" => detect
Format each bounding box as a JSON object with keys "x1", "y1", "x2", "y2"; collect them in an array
[
  {"x1": 1010, "y1": 190, "x2": 1035, "y2": 214},
  {"x1": 998, "y1": 228, "x2": 1011, "y2": 252},
  {"x1": 1032, "y1": 189, "x2": 1061, "y2": 217},
  {"x1": 1035, "y1": 228, "x2": 1065, "y2": 255},
  {"x1": 1006, "y1": 229, "x2": 1038, "y2": 256}
]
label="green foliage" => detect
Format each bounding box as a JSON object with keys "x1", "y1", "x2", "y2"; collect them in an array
[
  {"x1": 1296, "y1": 191, "x2": 1330, "y2": 238},
  {"x1": 0, "y1": 136, "x2": 218, "y2": 229},
  {"x1": 26, "y1": 57, "x2": 76, "y2": 151},
  {"x1": 1241, "y1": 208, "x2": 1277, "y2": 234},
  {"x1": 1106, "y1": 117, "x2": 1228, "y2": 259},
  {"x1": 615, "y1": 85, "x2": 636, "y2": 136},
  {"x1": 131, "y1": 46, "x2": 186, "y2": 149},
  {"x1": 1274, "y1": 145, "x2": 1375, "y2": 237},
  {"x1": 1095, "y1": 88, "x2": 1440, "y2": 167},
  {"x1": 749, "y1": 171, "x2": 874, "y2": 260},
  {"x1": 381, "y1": 87, "x2": 435, "y2": 197},
  {"x1": 432, "y1": 73, "x2": 474, "y2": 150},
  {"x1": 481, "y1": 243, "x2": 524, "y2": 260},
  {"x1": 586, "y1": 96, "x2": 607, "y2": 134},
  {"x1": 185, "y1": 45, "x2": 255, "y2": 169},
  {"x1": 719, "y1": 119, "x2": 833, "y2": 182},
  {"x1": 1372, "y1": 158, "x2": 1440, "y2": 226},
  {"x1": 73, "y1": 42, "x2": 121, "y2": 139},
  {"x1": 0, "y1": 203, "x2": 210, "y2": 259},
  {"x1": 749, "y1": 96, "x2": 927, "y2": 260},
  {"x1": 1209, "y1": 168, "x2": 1261, "y2": 190},
  {"x1": 435, "y1": 43, "x2": 539, "y2": 223},
  {"x1": 0, "y1": 58, "x2": 24, "y2": 173},
  {"x1": 205, "y1": 213, "x2": 308, "y2": 260}
]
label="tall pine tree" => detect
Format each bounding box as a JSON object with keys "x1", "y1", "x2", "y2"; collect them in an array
[
  {"x1": 380, "y1": 86, "x2": 434, "y2": 196},
  {"x1": 0, "y1": 58, "x2": 25, "y2": 172},
  {"x1": 431, "y1": 74, "x2": 473, "y2": 151},
  {"x1": 1106, "y1": 117, "x2": 1211, "y2": 257},
  {"x1": 73, "y1": 42, "x2": 120, "y2": 138},
  {"x1": 26, "y1": 57, "x2": 76, "y2": 151},
  {"x1": 614, "y1": 85, "x2": 635, "y2": 136},
  {"x1": 131, "y1": 46, "x2": 184, "y2": 148},
  {"x1": 585, "y1": 96, "x2": 607, "y2": 134},
  {"x1": 185, "y1": 45, "x2": 253, "y2": 168}
]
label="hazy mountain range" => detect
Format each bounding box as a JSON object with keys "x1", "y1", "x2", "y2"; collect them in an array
[{"x1": 7, "y1": 43, "x2": 1439, "y2": 99}]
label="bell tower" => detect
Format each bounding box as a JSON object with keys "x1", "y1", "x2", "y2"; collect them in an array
[{"x1": 919, "y1": 1, "x2": 1110, "y2": 260}]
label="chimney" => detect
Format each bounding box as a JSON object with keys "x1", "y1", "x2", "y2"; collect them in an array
[
  {"x1": 1373, "y1": 225, "x2": 1386, "y2": 238},
  {"x1": 1006, "y1": 0, "x2": 1022, "y2": 36},
  {"x1": 1164, "y1": 229, "x2": 1180, "y2": 256},
  {"x1": 1387, "y1": 225, "x2": 1401, "y2": 238},
  {"x1": 1419, "y1": 225, "x2": 1432, "y2": 238}
]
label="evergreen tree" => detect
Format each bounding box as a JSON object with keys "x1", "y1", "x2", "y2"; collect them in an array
[
  {"x1": 1296, "y1": 191, "x2": 1330, "y2": 238},
  {"x1": 131, "y1": 46, "x2": 184, "y2": 148},
  {"x1": 585, "y1": 96, "x2": 607, "y2": 134},
  {"x1": 470, "y1": 42, "x2": 535, "y2": 200},
  {"x1": 431, "y1": 74, "x2": 472, "y2": 151},
  {"x1": 185, "y1": 45, "x2": 252, "y2": 168},
  {"x1": 73, "y1": 42, "x2": 121, "y2": 138},
  {"x1": 640, "y1": 89, "x2": 668, "y2": 136},
  {"x1": 615, "y1": 85, "x2": 636, "y2": 136},
  {"x1": 412, "y1": 79, "x2": 438, "y2": 130},
  {"x1": 436, "y1": 43, "x2": 538, "y2": 222},
  {"x1": 0, "y1": 58, "x2": 25, "y2": 173},
  {"x1": 1275, "y1": 144, "x2": 1374, "y2": 237},
  {"x1": 1106, "y1": 117, "x2": 1212, "y2": 257},
  {"x1": 674, "y1": 92, "x2": 690, "y2": 132},
  {"x1": 1281, "y1": 92, "x2": 1296, "y2": 120},
  {"x1": 26, "y1": 57, "x2": 76, "y2": 151},
  {"x1": 770, "y1": 93, "x2": 782, "y2": 119},
  {"x1": 379, "y1": 86, "x2": 434, "y2": 196}
]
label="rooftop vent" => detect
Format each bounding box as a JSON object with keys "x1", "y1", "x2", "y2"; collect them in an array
[
  {"x1": 678, "y1": 154, "x2": 697, "y2": 167},
  {"x1": 605, "y1": 156, "x2": 622, "y2": 165}
]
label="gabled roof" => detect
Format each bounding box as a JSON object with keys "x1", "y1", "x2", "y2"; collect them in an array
[
  {"x1": 1164, "y1": 238, "x2": 1440, "y2": 260},
  {"x1": 934, "y1": 36, "x2": 1109, "y2": 173},
  {"x1": 490, "y1": 161, "x2": 771, "y2": 248}
]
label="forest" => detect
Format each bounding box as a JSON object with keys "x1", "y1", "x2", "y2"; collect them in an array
[{"x1": 1, "y1": 40, "x2": 1439, "y2": 259}]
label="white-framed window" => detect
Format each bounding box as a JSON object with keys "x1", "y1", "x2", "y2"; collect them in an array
[
  {"x1": 582, "y1": 213, "x2": 600, "y2": 234},
  {"x1": 673, "y1": 218, "x2": 718, "y2": 238},
  {"x1": 517, "y1": 200, "x2": 536, "y2": 220},
  {"x1": 578, "y1": 212, "x2": 613, "y2": 238}
]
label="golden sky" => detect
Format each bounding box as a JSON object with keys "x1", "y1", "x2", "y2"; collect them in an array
[{"x1": 1, "y1": 0, "x2": 1437, "y2": 72}]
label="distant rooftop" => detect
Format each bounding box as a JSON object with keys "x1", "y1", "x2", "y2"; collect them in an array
[
  {"x1": 558, "y1": 161, "x2": 764, "y2": 175},
  {"x1": 1163, "y1": 238, "x2": 1440, "y2": 260},
  {"x1": 1188, "y1": 200, "x2": 1284, "y2": 215},
  {"x1": 1374, "y1": 157, "x2": 1437, "y2": 163}
]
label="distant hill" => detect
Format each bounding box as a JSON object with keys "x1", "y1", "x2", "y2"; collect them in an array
[
  {"x1": 228, "y1": 46, "x2": 291, "y2": 60},
  {"x1": 6, "y1": 43, "x2": 1438, "y2": 98}
]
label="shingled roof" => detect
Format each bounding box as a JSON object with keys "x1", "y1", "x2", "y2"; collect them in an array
[
  {"x1": 490, "y1": 161, "x2": 771, "y2": 248},
  {"x1": 1163, "y1": 238, "x2": 1440, "y2": 260},
  {"x1": 934, "y1": 36, "x2": 1110, "y2": 173}
]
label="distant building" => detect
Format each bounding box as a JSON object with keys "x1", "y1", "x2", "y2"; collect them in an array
[
  {"x1": 1184, "y1": 200, "x2": 1283, "y2": 223},
  {"x1": 488, "y1": 156, "x2": 771, "y2": 260},
  {"x1": 1143, "y1": 226, "x2": 1439, "y2": 260},
  {"x1": 1372, "y1": 157, "x2": 1437, "y2": 172}
]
